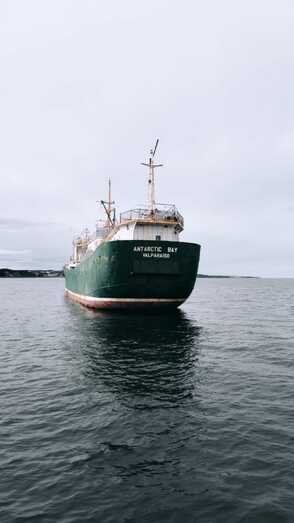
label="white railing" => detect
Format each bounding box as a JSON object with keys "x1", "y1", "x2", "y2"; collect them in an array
[
  {"x1": 120, "y1": 203, "x2": 184, "y2": 227},
  {"x1": 95, "y1": 225, "x2": 112, "y2": 239}
]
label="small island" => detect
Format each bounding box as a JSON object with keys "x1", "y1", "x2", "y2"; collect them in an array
[{"x1": 0, "y1": 268, "x2": 64, "y2": 278}]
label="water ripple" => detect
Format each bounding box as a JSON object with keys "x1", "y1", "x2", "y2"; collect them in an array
[{"x1": 0, "y1": 277, "x2": 294, "y2": 522}]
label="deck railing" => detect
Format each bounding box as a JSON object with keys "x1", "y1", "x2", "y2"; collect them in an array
[
  {"x1": 119, "y1": 204, "x2": 184, "y2": 227},
  {"x1": 95, "y1": 225, "x2": 112, "y2": 239}
]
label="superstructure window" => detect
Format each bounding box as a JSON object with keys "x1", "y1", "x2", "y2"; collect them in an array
[{"x1": 156, "y1": 235, "x2": 161, "y2": 241}]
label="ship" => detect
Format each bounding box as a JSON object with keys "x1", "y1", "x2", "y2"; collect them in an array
[{"x1": 64, "y1": 140, "x2": 201, "y2": 309}]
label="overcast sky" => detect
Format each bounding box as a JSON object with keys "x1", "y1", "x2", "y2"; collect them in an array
[{"x1": 0, "y1": 0, "x2": 293, "y2": 276}]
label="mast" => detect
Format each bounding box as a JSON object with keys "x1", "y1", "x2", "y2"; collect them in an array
[
  {"x1": 141, "y1": 139, "x2": 163, "y2": 213},
  {"x1": 101, "y1": 178, "x2": 115, "y2": 227},
  {"x1": 108, "y1": 178, "x2": 111, "y2": 227}
]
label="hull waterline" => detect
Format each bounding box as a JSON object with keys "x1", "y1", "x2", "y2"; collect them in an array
[{"x1": 65, "y1": 288, "x2": 184, "y2": 310}]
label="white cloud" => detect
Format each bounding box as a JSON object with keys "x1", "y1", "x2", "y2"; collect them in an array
[{"x1": 0, "y1": 0, "x2": 293, "y2": 275}]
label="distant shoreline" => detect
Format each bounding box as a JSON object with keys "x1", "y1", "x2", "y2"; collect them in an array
[
  {"x1": 0, "y1": 269, "x2": 64, "y2": 278},
  {"x1": 0, "y1": 268, "x2": 258, "y2": 279},
  {"x1": 197, "y1": 274, "x2": 258, "y2": 279}
]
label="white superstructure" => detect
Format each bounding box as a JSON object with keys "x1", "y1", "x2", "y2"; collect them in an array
[{"x1": 70, "y1": 140, "x2": 184, "y2": 264}]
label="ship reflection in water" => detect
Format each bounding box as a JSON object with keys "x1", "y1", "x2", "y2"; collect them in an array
[{"x1": 66, "y1": 303, "x2": 203, "y2": 405}]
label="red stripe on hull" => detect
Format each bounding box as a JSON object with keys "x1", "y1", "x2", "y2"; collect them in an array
[{"x1": 64, "y1": 289, "x2": 184, "y2": 310}]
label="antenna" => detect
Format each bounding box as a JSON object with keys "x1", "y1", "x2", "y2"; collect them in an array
[
  {"x1": 141, "y1": 139, "x2": 163, "y2": 212},
  {"x1": 152, "y1": 138, "x2": 159, "y2": 157}
]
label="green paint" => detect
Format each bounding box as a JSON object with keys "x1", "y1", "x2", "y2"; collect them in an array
[{"x1": 65, "y1": 240, "x2": 200, "y2": 303}]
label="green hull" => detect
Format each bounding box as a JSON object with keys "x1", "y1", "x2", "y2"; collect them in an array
[{"x1": 64, "y1": 240, "x2": 200, "y2": 309}]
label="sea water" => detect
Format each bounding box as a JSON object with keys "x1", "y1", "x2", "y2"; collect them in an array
[{"x1": 1, "y1": 277, "x2": 293, "y2": 522}]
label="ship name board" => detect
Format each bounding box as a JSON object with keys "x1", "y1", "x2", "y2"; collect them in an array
[{"x1": 133, "y1": 245, "x2": 178, "y2": 259}]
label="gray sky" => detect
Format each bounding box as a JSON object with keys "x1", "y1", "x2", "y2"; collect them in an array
[{"x1": 0, "y1": 0, "x2": 293, "y2": 276}]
